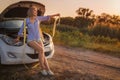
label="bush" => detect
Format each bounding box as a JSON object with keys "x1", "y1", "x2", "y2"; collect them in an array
[
  {"x1": 74, "y1": 17, "x2": 94, "y2": 28},
  {"x1": 91, "y1": 35, "x2": 118, "y2": 44},
  {"x1": 57, "y1": 24, "x2": 78, "y2": 32},
  {"x1": 89, "y1": 24, "x2": 120, "y2": 40},
  {"x1": 60, "y1": 17, "x2": 74, "y2": 26}
]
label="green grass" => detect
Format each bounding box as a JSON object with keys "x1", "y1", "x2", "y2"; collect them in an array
[
  {"x1": 41, "y1": 24, "x2": 120, "y2": 57},
  {"x1": 83, "y1": 42, "x2": 120, "y2": 57}
]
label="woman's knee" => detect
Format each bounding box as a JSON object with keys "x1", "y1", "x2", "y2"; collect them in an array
[
  {"x1": 38, "y1": 47, "x2": 44, "y2": 53},
  {"x1": 28, "y1": 41, "x2": 44, "y2": 54}
]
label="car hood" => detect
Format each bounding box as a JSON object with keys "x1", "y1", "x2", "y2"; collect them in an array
[{"x1": 0, "y1": 1, "x2": 45, "y2": 19}]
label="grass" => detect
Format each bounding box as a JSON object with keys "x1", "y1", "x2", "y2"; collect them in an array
[
  {"x1": 83, "y1": 42, "x2": 120, "y2": 57},
  {"x1": 41, "y1": 24, "x2": 120, "y2": 57}
]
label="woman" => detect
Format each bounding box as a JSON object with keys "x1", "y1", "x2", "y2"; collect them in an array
[{"x1": 15, "y1": 5, "x2": 60, "y2": 76}]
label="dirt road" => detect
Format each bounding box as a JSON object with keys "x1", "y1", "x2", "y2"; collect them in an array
[{"x1": 0, "y1": 45, "x2": 120, "y2": 80}]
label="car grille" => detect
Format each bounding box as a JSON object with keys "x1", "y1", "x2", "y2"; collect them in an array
[{"x1": 26, "y1": 51, "x2": 51, "y2": 59}]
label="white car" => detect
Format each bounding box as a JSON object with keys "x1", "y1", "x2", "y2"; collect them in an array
[{"x1": 0, "y1": 1, "x2": 54, "y2": 64}]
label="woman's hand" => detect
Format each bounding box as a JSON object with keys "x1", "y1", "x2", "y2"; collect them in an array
[
  {"x1": 55, "y1": 13, "x2": 60, "y2": 16},
  {"x1": 50, "y1": 13, "x2": 60, "y2": 18},
  {"x1": 14, "y1": 36, "x2": 20, "y2": 43}
]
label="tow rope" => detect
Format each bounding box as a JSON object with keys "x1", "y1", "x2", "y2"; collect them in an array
[
  {"x1": 23, "y1": 19, "x2": 27, "y2": 45},
  {"x1": 52, "y1": 16, "x2": 60, "y2": 38},
  {"x1": 23, "y1": 19, "x2": 29, "y2": 69}
]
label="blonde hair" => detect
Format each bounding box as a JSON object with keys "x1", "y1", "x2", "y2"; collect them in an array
[{"x1": 27, "y1": 5, "x2": 38, "y2": 17}]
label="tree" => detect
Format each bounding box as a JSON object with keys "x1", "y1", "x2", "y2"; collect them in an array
[
  {"x1": 96, "y1": 13, "x2": 120, "y2": 25},
  {"x1": 75, "y1": 7, "x2": 95, "y2": 28},
  {"x1": 76, "y1": 7, "x2": 93, "y2": 19}
]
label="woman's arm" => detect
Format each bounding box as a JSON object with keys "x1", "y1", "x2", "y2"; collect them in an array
[
  {"x1": 37, "y1": 13, "x2": 60, "y2": 21},
  {"x1": 18, "y1": 22, "x2": 24, "y2": 36},
  {"x1": 48, "y1": 13, "x2": 60, "y2": 18}
]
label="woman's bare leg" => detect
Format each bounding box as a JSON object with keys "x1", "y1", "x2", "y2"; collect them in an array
[
  {"x1": 28, "y1": 41, "x2": 54, "y2": 75},
  {"x1": 37, "y1": 41, "x2": 50, "y2": 71},
  {"x1": 28, "y1": 41, "x2": 45, "y2": 70}
]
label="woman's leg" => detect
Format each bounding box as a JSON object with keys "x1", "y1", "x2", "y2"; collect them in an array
[
  {"x1": 37, "y1": 41, "x2": 50, "y2": 71},
  {"x1": 28, "y1": 41, "x2": 54, "y2": 75},
  {"x1": 28, "y1": 41, "x2": 45, "y2": 70}
]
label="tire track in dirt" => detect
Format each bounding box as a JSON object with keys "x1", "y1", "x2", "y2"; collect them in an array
[{"x1": 52, "y1": 45, "x2": 120, "y2": 80}]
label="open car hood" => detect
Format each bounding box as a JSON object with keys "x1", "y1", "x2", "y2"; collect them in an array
[{"x1": 0, "y1": 1, "x2": 45, "y2": 19}]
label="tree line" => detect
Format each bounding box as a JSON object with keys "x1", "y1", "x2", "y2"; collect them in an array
[
  {"x1": 42, "y1": 7, "x2": 120, "y2": 40},
  {"x1": 60, "y1": 7, "x2": 120, "y2": 27}
]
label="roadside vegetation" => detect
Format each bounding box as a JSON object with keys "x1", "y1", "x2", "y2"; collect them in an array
[{"x1": 41, "y1": 7, "x2": 120, "y2": 57}]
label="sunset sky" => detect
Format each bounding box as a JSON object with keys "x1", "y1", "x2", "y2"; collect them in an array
[{"x1": 0, "y1": 0, "x2": 120, "y2": 17}]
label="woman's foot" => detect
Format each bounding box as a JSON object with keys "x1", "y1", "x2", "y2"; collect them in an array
[
  {"x1": 40, "y1": 70, "x2": 48, "y2": 76},
  {"x1": 47, "y1": 70, "x2": 54, "y2": 76}
]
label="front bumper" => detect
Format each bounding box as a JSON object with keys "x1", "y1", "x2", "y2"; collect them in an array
[{"x1": 0, "y1": 40, "x2": 54, "y2": 65}]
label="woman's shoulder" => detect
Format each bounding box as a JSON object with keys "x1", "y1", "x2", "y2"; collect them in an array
[{"x1": 25, "y1": 18, "x2": 29, "y2": 23}]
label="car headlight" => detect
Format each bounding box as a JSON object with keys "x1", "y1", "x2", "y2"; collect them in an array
[
  {"x1": 45, "y1": 47, "x2": 52, "y2": 51},
  {"x1": 7, "y1": 52, "x2": 17, "y2": 58}
]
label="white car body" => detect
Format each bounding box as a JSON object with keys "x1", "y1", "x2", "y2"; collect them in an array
[
  {"x1": 0, "y1": 33, "x2": 54, "y2": 65},
  {"x1": 0, "y1": 1, "x2": 54, "y2": 65}
]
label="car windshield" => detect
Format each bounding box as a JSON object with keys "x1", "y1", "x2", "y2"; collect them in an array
[{"x1": 0, "y1": 20, "x2": 23, "y2": 28}]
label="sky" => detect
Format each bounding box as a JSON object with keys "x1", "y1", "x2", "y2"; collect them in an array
[{"x1": 0, "y1": 0, "x2": 120, "y2": 17}]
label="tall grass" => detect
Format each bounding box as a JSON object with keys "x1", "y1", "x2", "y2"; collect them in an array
[
  {"x1": 88, "y1": 23, "x2": 120, "y2": 40},
  {"x1": 41, "y1": 24, "x2": 120, "y2": 57}
]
